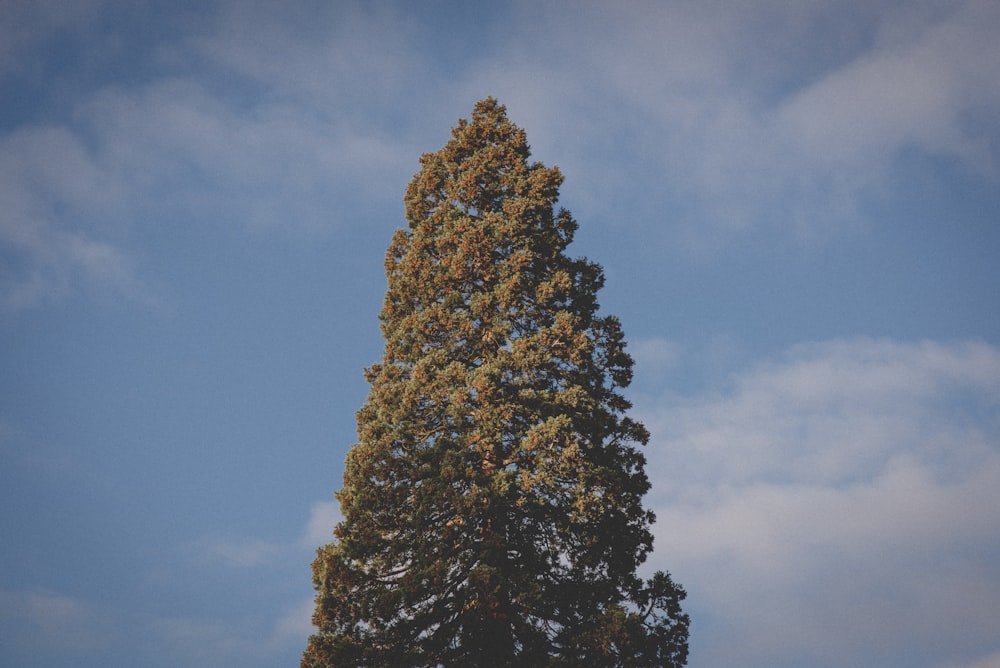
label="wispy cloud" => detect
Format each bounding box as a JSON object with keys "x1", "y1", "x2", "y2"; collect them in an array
[
  {"x1": 36, "y1": 501, "x2": 340, "y2": 666},
  {"x1": 0, "y1": 81, "x2": 400, "y2": 309},
  {"x1": 473, "y1": 1, "x2": 1000, "y2": 242},
  {"x1": 186, "y1": 499, "x2": 340, "y2": 571},
  {"x1": 186, "y1": 535, "x2": 285, "y2": 569},
  {"x1": 300, "y1": 499, "x2": 341, "y2": 549},
  {"x1": 166, "y1": 501, "x2": 340, "y2": 663},
  {"x1": 5, "y1": 1, "x2": 997, "y2": 309},
  {"x1": 778, "y1": 0, "x2": 1000, "y2": 175},
  {"x1": 185, "y1": 0, "x2": 433, "y2": 112},
  {"x1": 271, "y1": 596, "x2": 316, "y2": 648},
  {"x1": 0, "y1": 2, "x2": 430, "y2": 310},
  {"x1": 146, "y1": 596, "x2": 318, "y2": 668},
  {"x1": 640, "y1": 338, "x2": 1000, "y2": 667},
  {"x1": 77, "y1": 77, "x2": 415, "y2": 228},
  {"x1": 0, "y1": 124, "x2": 141, "y2": 309},
  {"x1": 0, "y1": 589, "x2": 118, "y2": 660}
]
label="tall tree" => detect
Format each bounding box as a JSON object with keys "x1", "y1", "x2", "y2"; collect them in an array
[{"x1": 303, "y1": 98, "x2": 688, "y2": 667}]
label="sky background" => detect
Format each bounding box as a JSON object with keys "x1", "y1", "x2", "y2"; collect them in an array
[{"x1": 1, "y1": 1, "x2": 999, "y2": 666}]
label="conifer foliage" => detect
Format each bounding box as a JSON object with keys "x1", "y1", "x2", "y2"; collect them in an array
[{"x1": 303, "y1": 98, "x2": 689, "y2": 667}]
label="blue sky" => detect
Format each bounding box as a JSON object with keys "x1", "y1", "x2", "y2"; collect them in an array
[{"x1": 1, "y1": 1, "x2": 998, "y2": 666}]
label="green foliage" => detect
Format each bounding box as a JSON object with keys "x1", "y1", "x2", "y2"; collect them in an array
[{"x1": 303, "y1": 98, "x2": 689, "y2": 667}]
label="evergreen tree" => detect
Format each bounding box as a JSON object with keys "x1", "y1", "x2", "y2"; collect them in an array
[{"x1": 303, "y1": 98, "x2": 689, "y2": 667}]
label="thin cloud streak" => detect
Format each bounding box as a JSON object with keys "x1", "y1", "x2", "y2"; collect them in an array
[
  {"x1": 0, "y1": 590, "x2": 118, "y2": 664},
  {"x1": 0, "y1": 498, "x2": 333, "y2": 668}
]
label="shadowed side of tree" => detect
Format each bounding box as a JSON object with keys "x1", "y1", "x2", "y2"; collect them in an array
[{"x1": 303, "y1": 98, "x2": 689, "y2": 667}]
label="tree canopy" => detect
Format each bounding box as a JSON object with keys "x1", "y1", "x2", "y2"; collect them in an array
[{"x1": 302, "y1": 98, "x2": 689, "y2": 667}]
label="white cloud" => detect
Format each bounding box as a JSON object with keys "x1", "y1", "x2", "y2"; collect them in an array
[
  {"x1": 644, "y1": 339, "x2": 1000, "y2": 491},
  {"x1": 76, "y1": 77, "x2": 413, "y2": 230},
  {"x1": 640, "y1": 338, "x2": 1000, "y2": 667},
  {"x1": 0, "y1": 78, "x2": 409, "y2": 310},
  {"x1": 0, "y1": 2, "x2": 430, "y2": 310},
  {"x1": 0, "y1": 125, "x2": 142, "y2": 309},
  {"x1": 471, "y1": 1, "x2": 1000, "y2": 242},
  {"x1": 151, "y1": 0, "x2": 1000, "y2": 248},
  {"x1": 301, "y1": 499, "x2": 341, "y2": 549},
  {"x1": 777, "y1": 0, "x2": 1000, "y2": 173},
  {"x1": 6, "y1": 1, "x2": 997, "y2": 310}
]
